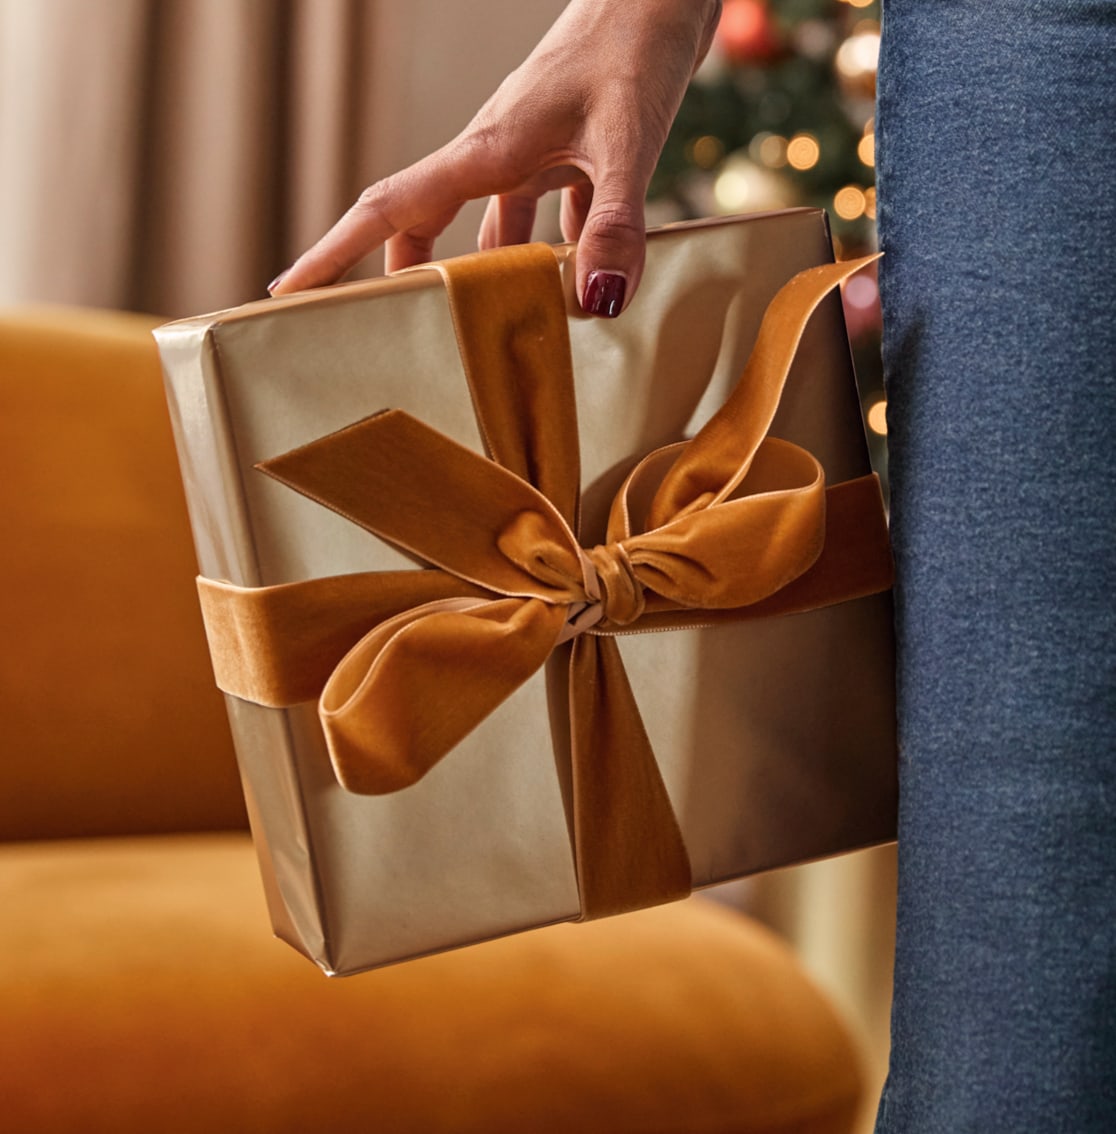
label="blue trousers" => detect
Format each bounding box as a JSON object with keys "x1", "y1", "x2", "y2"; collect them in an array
[{"x1": 874, "y1": 2, "x2": 1116, "y2": 1129}]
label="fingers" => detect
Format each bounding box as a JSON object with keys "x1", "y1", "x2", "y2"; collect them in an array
[
  {"x1": 477, "y1": 193, "x2": 539, "y2": 250},
  {"x1": 573, "y1": 174, "x2": 649, "y2": 319},
  {"x1": 273, "y1": 145, "x2": 650, "y2": 321},
  {"x1": 559, "y1": 181, "x2": 593, "y2": 244},
  {"x1": 476, "y1": 172, "x2": 647, "y2": 319},
  {"x1": 271, "y1": 150, "x2": 471, "y2": 294},
  {"x1": 474, "y1": 162, "x2": 649, "y2": 320},
  {"x1": 270, "y1": 182, "x2": 399, "y2": 295},
  {"x1": 384, "y1": 202, "x2": 463, "y2": 274}
]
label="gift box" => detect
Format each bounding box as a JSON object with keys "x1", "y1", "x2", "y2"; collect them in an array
[{"x1": 155, "y1": 209, "x2": 897, "y2": 976}]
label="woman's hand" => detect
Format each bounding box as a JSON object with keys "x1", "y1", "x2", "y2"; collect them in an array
[{"x1": 270, "y1": 0, "x2": 722, "y2": 315}]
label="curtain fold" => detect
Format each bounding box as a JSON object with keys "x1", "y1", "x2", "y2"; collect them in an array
[
  {"x1": 0, "y1": 0, "x2": 567, "y2": 316},
  {"x1": 0, "y1": 0, "x2": 150, "y2": 308}
]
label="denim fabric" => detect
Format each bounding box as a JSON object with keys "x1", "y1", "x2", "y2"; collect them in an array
[{"x1": 874, "y1": 2, "x2": 1116, "y2": 1130}]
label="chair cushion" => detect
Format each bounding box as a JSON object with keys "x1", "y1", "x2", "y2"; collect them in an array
[{"x1": 1, "y1": 834, "x2": 862, "y2": 1133}]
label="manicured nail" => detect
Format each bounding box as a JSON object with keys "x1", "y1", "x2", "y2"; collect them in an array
[
  {"x1": 582, "y1": 271, "x2": 627, "y2": 318},
  {"x1": 267, "y1": 269, "x2": 289, "y2": 295}
]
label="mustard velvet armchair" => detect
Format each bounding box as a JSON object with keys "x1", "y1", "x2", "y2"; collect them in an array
[{"x1": 0, "y1": 305, "x2": 866, "y2": 1134}]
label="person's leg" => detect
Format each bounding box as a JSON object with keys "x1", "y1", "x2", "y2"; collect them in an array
[{"x1": 874, "y1": 2, "x2": 1116, "y2": 1130}]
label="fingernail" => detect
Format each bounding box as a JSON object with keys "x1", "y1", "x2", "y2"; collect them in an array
[
  {"x1": 582, "y1": 271, "x2": 627, "y2": 318},
  {"x1": 267, "y1": 269, "x2": 289, "y2": 295}
]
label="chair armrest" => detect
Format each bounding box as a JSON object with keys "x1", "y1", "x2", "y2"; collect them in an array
[{"x1": 0, "y1": 306, "x2": 245, "y2": 840}]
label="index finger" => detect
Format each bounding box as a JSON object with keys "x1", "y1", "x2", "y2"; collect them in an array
[{"x1": 270, "y1": 149, "x2": 472, "y2": 295}]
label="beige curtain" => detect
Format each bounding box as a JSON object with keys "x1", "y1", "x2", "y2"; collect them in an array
[
  {"x1": 0, "y1": 0, "x2": 567, "y2": 317},
  {"x1": 0, "y1": 1, "x2": 894, "y2": 1123}
]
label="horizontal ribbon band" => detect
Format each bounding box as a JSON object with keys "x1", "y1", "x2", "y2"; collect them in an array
[{"x1": 197, "y1": 243, "x2": 892, "y2": 921}]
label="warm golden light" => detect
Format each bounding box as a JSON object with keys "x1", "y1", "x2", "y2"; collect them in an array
[
  {"x1": 836, "y1": 31, "x2": 880, "y2": 79},
  {"x1": 750, "y1": 132, "x2": 789, "y2": 169},
  {"x1": 840, "y1": 0, "x2": 876, "y2": 8},
  {"x1": 713, "y1": 156, "x2": 789, "y2": 213},
  {"x1": 857, "y1": 133, "x2": 875, "y2": 167},
  {"x1": 714, "y1": 168, "x2": 749, "y2": 212},
  {"x1": 688, "y1": 134, "x2": 725, "y2": 169},
  {"x1": 786, "y1": 134, "x2": 820, "y2": 170},
  {"x1": 834, "y1": 185, "x2": 867, "y2": 220},
  {"x1": 866, "y1": 399, "x2": 888, "y2": 435},
  {"x1": 864, "y1": 186, "x2": 877, "y2": 220}
]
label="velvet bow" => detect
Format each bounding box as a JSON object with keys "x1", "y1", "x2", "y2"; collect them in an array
[{"x1": 197, "y1": 244, "x2": 891, "y2": 919}]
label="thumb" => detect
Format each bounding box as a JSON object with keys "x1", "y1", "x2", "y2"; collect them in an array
[{"x1": 575, "y1": 178, "x2": 648, "y2": 319}]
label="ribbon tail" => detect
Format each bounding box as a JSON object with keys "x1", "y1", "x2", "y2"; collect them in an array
[
  {"x1": 568, "y1": 635, "x2": 693, "y2": 919},
  {"x1": 648, "y1": 253, "x2": 881, "y2": 525}
]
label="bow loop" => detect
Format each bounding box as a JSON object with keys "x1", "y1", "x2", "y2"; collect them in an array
[
  {"x1": 320, "y1": 596, "x2": 567, "y2": 794},
  {"x1": 598, "y1": 423, "x2": 829, "y2": 614},
  {"x1": 495, "y1": 510, "x2": 588, "y2": 603}
]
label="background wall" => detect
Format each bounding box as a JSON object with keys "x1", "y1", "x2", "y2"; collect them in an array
[{"x1": 0, "y1": 0, "x2": 567, "y2": 316}]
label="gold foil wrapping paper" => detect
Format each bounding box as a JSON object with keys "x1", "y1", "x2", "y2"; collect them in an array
[{"x1": 155, "y1": 210, "x2": 897, "y2": 975}]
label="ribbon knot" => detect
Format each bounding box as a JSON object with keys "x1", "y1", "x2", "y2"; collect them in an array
[
  {"x1": 493, "y1": 508, "x2": 646, "y2": 630},
  {"x1": 195, "y1": 243, "x2": 892, "y2": 922},
  {"x1": 587, "y1": 542, "x2": 645, "y2": 626}
]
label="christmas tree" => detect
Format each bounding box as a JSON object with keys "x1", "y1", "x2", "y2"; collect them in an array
[{"x1": 650, "y1": 0, "x2": 887, "y2": 476}]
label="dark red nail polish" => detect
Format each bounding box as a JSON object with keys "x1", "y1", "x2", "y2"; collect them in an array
[
  {"x1": 267, "y1": 269, "x2": 289, "y2": 295},
  {"x1": 583, "y1": 271, "x2": 627, "y2": 318}
]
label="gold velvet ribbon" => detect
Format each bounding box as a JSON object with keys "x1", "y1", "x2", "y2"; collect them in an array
[{"x1": 197, "y1": 244, "x2": 892, "y2": 920}]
